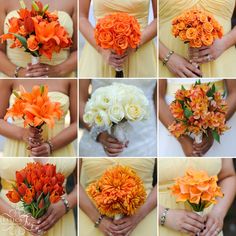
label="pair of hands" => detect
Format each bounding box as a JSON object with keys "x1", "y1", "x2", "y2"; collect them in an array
[
  {"x1": 165, "y1": 209, "x2": 223, "y2": 236},
  {"x1": 166, "y1": 39, "x2": 225, "y2": 77},
  {"x1": 99, "y1": 215, "x2": 140, "y2": 236},
  {"x1": 23, "y1": 127, "x2": 51, "y2": 157},
  {"x1": 98, "y1": 132, "x2": 128, "y2": 157},
  {"x1": 18, "y1": 63, "x2": 58, "y2": 77},
  {"x1": 179, "y1": 132, "x2": 214, "y2": 157},
  {"x1": 16, "y1": 200, "x2": 66, "y2": 235}
]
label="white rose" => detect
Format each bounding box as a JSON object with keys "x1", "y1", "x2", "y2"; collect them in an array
[
  {"x1": 83, "y1": 111, "x2": 95, "y2": 125},
  {"x1": 108, "y1": 104, "x2": 125, "y2": 124},
  {"x1": 94, "y1": 110, "x2": 111, "y2": 127},
  {"x1": 125, "y1": 103, "x2": 144, "y2": 121}
]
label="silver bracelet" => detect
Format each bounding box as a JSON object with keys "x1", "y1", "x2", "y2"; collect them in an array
[
  {"x1": 90, "y1": 125, "x2": 108, "y2": 142},
  {"x1": 160, "y1": 208, "x2": 169, "y2": 226},
  {"x1": 14, "y1": 66, "x2": 22, "y2": 77},
  {"x1": 45, "y1": 140, "x2": 53, "y2": 154},
  {"x1": 61, "y1": 196, "x2": 70, "y2": 213},
  {"x1": 94, "y1": 215, "x2": 104, "y2": 228},
  {"x1": 162, "y1": 51, "x2": 174, "y2": 66}
]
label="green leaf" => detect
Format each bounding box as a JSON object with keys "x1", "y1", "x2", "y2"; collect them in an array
[
  {"x1": 43, "y1": 4, "x2": 49, "y2": 13},
  {"x1": 211, "y1": 83, "x2": 216, "y2": 93},
  {"x1": 181, "y1": 85, "x2": 186, "y2": 91},
  {"x1": 206, "y1": 88, "x2": 214, "y2": 98},
  {"x1": 184, "y1": 107, "x2": 193, "y2": 119},
  {"x1": 40, "y1": 85, "x2": 44, "y2": 95},
  {"x1": 19, "y1": 0, "x2": 26, "y2": 9},
  {"x1": 13, "y1": 90, "x2": 20, "y2": 98},
  {"x1": 13, "y1": 34, "x2": 27, "y2": 48},
  {"x1": 211, "y1": 129, "x2": 220, "y2": 143},
  {"x1": 195, "y1": 79, "x2": 201, "y2": 85},
  {"x1": 32, "y1": 1, "x2": 40, "y2": 11}
]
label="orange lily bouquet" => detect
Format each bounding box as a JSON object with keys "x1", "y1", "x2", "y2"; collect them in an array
[
  {"x1": 86, "y1": 165, "x2": 146, "y2": 219},
  {"x1": 4, "y1": 85, "x2": 63, "y2": 129},
  {"x1": 0, "y1": 0, "x2": 72, "y2": 64},
  {"x1": 170, "y1": 169, "x2": 223, "y2": 213},
  {"x1": 95, "y1": 12, "x2": 141, "y2": 77},
  {"x1": 6, "y1": 162, "x2": 65, "y2": 218},
  {"x1": 168, "y1": 80, "x2": 229, "y2": 143}
]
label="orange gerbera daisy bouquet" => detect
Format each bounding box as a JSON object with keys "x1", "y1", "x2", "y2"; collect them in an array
[
  {"x1": 95, "y1": 12, "x2": 141, "y2": 78},
  {"x1": 168, "y1": 80, "x2": 229, "y2": 144},
  {"x1": 6, "y1": 162, "x2": 65, "y2": 218},
  {"x1": 170, "y1": 169, "x2": 223, "y2": 214},
  {"x1": 86, "y1": 165, "x2": 146, "y2": 219},
  {"x1": 172, "y1": 9, "x2": 223, "y2": 68},
  {"x1": 4, "y1": 85, "x2": 63, "y2": 129},
  {"x1": 0, "y1": 0, "x2": 72, "y2": 65}
]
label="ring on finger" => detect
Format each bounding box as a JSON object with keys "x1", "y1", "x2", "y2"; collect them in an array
[
  {"x1": 108, "y1": 233, "x2": 113, "y2": 236},
  {"x1": 207, "y1": 54, "x2": 212, "y2": 62},
  {"x1": 216, "y1": 228, "x2": 221, "y2": 234}
]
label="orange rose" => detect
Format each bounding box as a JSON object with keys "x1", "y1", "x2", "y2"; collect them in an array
[
  {"x1": 113, "y1": 22, "x2": 131, "y2": 36},
  {"x1": 179, "y1": 30, "x2": 187, "y2": 41},
  {"x1": 114, "y1": 35, "x2": 129, "y2": 54},
  {"x1": 203, "y1": 22, "x2": 214, "y2": 33},
  {"x1": 186, "y1": 28, "x2": 198, "y2": 40},
  {"x1": 177, "y1": 22, "x2": 185, "y2": 30},
  {"x1": 27, "y1": 35, "x2": 39, "y2": 51},
  {"x1": 97, "y1": 30, "x2": 114, "y2": 49},
  {"x1": 201, "y1": 33, "x2": 213, "y2": 46}
]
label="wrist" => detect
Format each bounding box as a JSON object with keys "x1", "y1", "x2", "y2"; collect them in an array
[{"x1": 52, "y1": 64, "x2": 64, "y2": 77}]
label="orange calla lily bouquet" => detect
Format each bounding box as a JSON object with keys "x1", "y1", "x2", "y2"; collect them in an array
[
  {"x1": 95, "y1": 12, "x2": 141, "y2": 77},
  {"x1": 86, "y1": 165, "x2": 146, "y2": 219},
  {"x1": 168, "y1": 80, "x2": 229, "y2": 144},
  {"x1": 6, "y1": 162, "x2": 65, "y2": 218},
  {"x1": 4, "y1": 85, "x2": 63, "y2": 129},
  {"x1": 0, "y1": 0, "x2": 72, "y2": 64},
  {"x1": 170, "y1": 169, "x2": 223, "y2": 213}
]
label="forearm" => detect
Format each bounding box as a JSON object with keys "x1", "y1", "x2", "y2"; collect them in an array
[
  {"x1": 79, "y1": 183, "x2": 100, "y2": 223},
  {"x1": 0, "y1": 120, "x2": 25, "y2": 141},
  {"x1": 221, "y1": 26, "x2": 236, "y2": 51},
  {"x1": 140, "y1": 19, "x2": 157, "y2": 46},
  {"x1": 50, "y1": 122, "x2": 77, "y2": 152},
  {"x1": 0, "y1": 50, "x2": 17, "y2": 77},
  {"x1": 159, "y1": 41, "x2": 170, "y2": 60},
  {"x1": 0, "y1": 198, "x2": 18, "y2": 221},
  {"x1": 225, "y1": 92, "x2": 236, "y2": 120},
  {"x1": 66, "y1": 184, "x2": 77, "y2": 210},
  {"x1": 159, "y1": 98, "x2": 174, "y2": 129}
]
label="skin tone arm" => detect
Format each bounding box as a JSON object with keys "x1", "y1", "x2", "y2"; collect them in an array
[
  {"x1": 200, "y1": 158, "x2": 236, "y2": 236},
  {"x1": 31, "y1": 80, "x2": 77, "y2": 156}
]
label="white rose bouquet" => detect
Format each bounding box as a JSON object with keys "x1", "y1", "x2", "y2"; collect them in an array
[{"x1": 83, "y1": 83, "x2": 150, "y2": 143}]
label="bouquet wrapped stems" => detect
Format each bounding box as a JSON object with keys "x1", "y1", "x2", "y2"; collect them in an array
[
  {"x1": 110, "y1": 121, "x2": 131, "y2": 144},
  {"x1": 115, "y1": 69, "x2": 124, "y2": 78},
  {"x1": 194, "y1": 132, "x2": 203, "y2": 144},
  {"x1": 31, "y1": 56, "x2": 40, "y2": 65}
]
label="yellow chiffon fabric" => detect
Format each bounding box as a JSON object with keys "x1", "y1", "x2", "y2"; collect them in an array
[
  {"x1": 159, "y1": 158, "x2": 223, "y2": 236},
  {"x1": 0, "y1": 158, "x2": 76, "y2": 236},
  {"x1": 0, "y1": 10, "x2": 75, "y2": 77},
  {"x1": 159, "y1": 0, "x2": 236, "y2": 77},
  {"x1": 80, "y1": 158, "x2": 157, "y2": 236},
  {"x1": 3, "y1": 92, "x2": 75, "y2": 157},
  {"x1": 80, "y1": 0, "x2": 157, "y2": 78}
]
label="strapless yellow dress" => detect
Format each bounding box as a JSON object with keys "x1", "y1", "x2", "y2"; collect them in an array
[
  {"x1": 0, "y1": 10, "x2": 75, "y2": 77},
  {"x1": 80, "y1": 0, "x2": 157, "y2": 78},
  {"x1": 80, "y1": 158, "x2": 157, "y2": 236},
  {"x1": 159, "y1": 158, "x2": 223, "y2": 236},
  {"x1": 0, "y1": 158, "x2": 76, "y2": 236},
  {"x1": 159, "y1": 0, "x2": 236, "y2": 77},
  {"x1": 3, "y1": 92, "x2": 76, "y2": 157}
]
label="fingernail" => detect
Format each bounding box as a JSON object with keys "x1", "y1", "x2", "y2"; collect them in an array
[
  {"x1": 204, "y1": 226, "x2": 206, "y2": 229},
  {"x1": 26, "y1": 74, "x2": 30, "y2": 76},
  {"x1": 46, "y1": 68, "x2": 49, "y2": 71},
  {"x1": 27, "y1": 66, "x2": 29, "y2": 70}
]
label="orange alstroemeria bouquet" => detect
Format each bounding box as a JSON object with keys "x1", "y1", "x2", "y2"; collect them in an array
[
  {"x1": 95, "y1": 12, "x2": 141, "y2": 78},
  {"x1": 4, "y1": 85, "x2": 63, "y2": 129},
  {"x1": 6, "y1": 162, "x2": 65, "y2": 218},
  {"x1": 86, "y1": 165, "x2": 146, "y2": 219},
  {"x1": 0, "y1": 0, "x2": 72, "y2": 64},
  {"x1": 170, "y1": 169, "x2": 223, "y2": 213},
  {"x1": 168, "y1": 80, "x2": 229, "y2": 144}
]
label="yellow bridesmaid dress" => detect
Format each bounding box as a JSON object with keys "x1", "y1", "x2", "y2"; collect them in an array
[
  {"x1": 80, "y1": 0, "x2": 157, "y2": 78},
  {"x1": 0, "y1": 158, "x2": 76, "y2": 236},
  {"x1": 1, "y1": 11, "x2": 75, "y2": 77},
  {"x1": 159, "y1": 0, "x2": 236, "y2": 77},
  {"x1": 159, "y1": 158, "x2": 223, "y2": 236},
  {"x1": 3, "y1": 92, "x2": 76, "y2": 157},
  {"x1": 80, "y1": 158, "x2": 157, "y2": 236}
]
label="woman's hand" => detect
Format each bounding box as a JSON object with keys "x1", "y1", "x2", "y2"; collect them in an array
[
  {"x1": 98, "y1": 48, "x2": 128, "y2": 70},
  {"x1": 164, "y1": 209, "x2": 206, "y2": 236},
  {"x1": 30, "y1": 142, "x2": 51, "y2": 157},
  {"x1": 112, "y1": 215, "x2": 141, "y2": 236},
  {"x1": 22, "y1": 127, "x2": 43, "y2": 147},
  {"x1": 189, "y1": 39, "x2": 226, "y2": 64},
  {"x1": 193, "y1": 131, "x2": 214, "y2": 156},
  {"x1": 35, "y1": 201, "x2": 66, "y2": 233},
  {"x1": 178, "y1": 136, "x2": 196, "y2": 157},
  {"x1": 200, "y1": 212, "x2": 223, "y2": 236},
  {"x1": 166, "y1": 53, "x2": 202, "y2": 78},
  {"x1": 98, "y1": 217, "x2": 120, "y2": 236},
  {"x1": 98, "y1": 132, "x2": 127, "y2": 157}
]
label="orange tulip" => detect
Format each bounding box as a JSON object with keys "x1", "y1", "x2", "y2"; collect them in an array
[
  {"x1": 49, "y1": 190, "x2": 61, "y2": 203},
  {"x1": 17, "y1": 183, "x2": 28, "y2": 196},
  {"x1": 6, "y1": 190, "x2": 21, "y2": 203}
]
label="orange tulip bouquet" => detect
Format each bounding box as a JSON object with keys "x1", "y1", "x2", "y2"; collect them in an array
[
  {"x1": 170, "y1": 169, "x2": 223, "y2": 218},
  {"x1": 95, "y1": 12, "x2": 141, "y2": 77},
  {"x1": 168, "y1": 80, "x2": 229, "y2": 144},
  {"x1": 172, "y1": 9, "x2": 223, "y2": 69},
  {"x1": 6, "y1": 162, "x2": 65, "y2": 219},
  {"x1": 0, "y1": 0, "x2": 72, "y2": 65},
  {"x1": 86, "y1": 165, "x2": 147, "y2": 220}
]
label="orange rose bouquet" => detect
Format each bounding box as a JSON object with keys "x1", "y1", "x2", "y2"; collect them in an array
[
  {"x1": 0, "y1": 0, "x2": 72, "y2": 65},
  {"x1": 86, "y1": 165, "x2": 146, "y2": 220},
  {"x1": 4, "y1": 84, "x2": 63, "y2": 129},
  {"x1": 172, "y1": 9, "x2": 223, "y2": 69},
  {"x1": 170, "y1": 169, "x2": 223, "y2": 215},
  {"x1": 95, "y1": 12, "x2": 141, "y2": 78},
  {"x1": 168, "y1": 80, "x2": 229, "y2": 144},
  {"x1": 6, "y1": 162, "x2": 65, "y2": 218}
]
